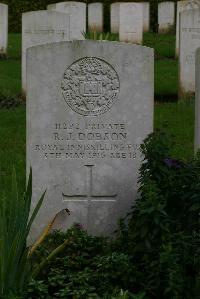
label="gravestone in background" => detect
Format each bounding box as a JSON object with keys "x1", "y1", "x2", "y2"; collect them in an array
[
  {"x1": 27, "y1": 40, "x2": 154, "y2": 242},
  {"x1": 0, "y1": 3, "x2": 8, "y2": 57},
  {"x1": 88, "y1": 2, "x2": 103, "y2": 32},
  {"x1": 176, "y1": 0, "x2": 200, "y2": 57},
  {"x1": 119, "y1": 3, "x2": 143, "y2": 44},
  {"x1": 22, "y1": 10, "x2": 70, "y2": 94},
  {"x1": 47, "y1": 1, "x2": 86, "y2": 40},
  {"x1": 158, "y1": 1, "x2": 175, "y2": 33},
  {"x1": 179, "y1": 9, "x2": 200, "y2": 99},
  {"x1": 195, "y1": 47, "x2": 200, "y2": 151},
  {"x1": 110, "y1": 2, "x2": 120, "y2": 34},
  {"x1": 142, "y1": 2, "x2": 150, "y2": 32}
]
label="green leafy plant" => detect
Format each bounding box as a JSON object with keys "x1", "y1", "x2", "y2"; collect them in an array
[
  {"x1": 0, "y1": 168, "x2": 45, "y2": 298},
  {"x1": 115, "y1": 129, "x2": 200, "y2": 298}
]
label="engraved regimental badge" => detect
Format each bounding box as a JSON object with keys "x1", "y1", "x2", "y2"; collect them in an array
[{"x1": 61, "y1": 57, "x2": 120, "y2": 116}]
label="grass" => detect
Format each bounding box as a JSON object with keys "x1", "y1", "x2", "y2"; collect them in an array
[
  {"x1": 0, "y1": 31, "x2": 195, "y2": 190},
  {"x1": 0, "y1": 32, "x2": 178, "y2": 99},
  {"x1": 143, "y1": 32, "x2": 175, "y2": 58},
  {"x1": 155, "y1": 59, "x2": 178, "y2": 100},
  {"x1": 154, "y1": 102, "x2": 194, "y2": 161},
  {"x1": 0, "y1": 34, "x2": 21, "y2": 98},
  {"x1": 0, "y1": 107, "x2": 25, "y2": 194}
]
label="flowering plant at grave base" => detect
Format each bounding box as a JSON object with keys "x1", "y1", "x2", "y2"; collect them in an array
[
  {"x1": 114, "y1": 129, "x2": 200, "y2": 299},
  {"x1": 164, "y1": 157, "x2": 185, "y2": 169}
]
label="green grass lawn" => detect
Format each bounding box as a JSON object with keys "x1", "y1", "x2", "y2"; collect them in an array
[
  {"x1": 0, "y1": 34, "x2": 21, "y2": 98},
  {"x1": 143, "y1": 32, "x2": 175, "y2": 58},
  {"x1": 0, "y1": 107, "x2": 25, "y2": 194},
  {"x1": 0, "y1": 32, "x2": 178, "y2": 99},
  {"x1": 0, "y1": 32, "x2": 195, "y2": 190}
]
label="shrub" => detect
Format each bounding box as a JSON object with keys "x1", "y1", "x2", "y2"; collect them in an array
[{"x1": 115, "y1": 129, "x2": 200, "y2": 298}]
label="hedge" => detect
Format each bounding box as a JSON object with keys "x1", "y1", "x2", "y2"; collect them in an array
[{"x1": 1, "y1": 0, "x2": 177, "y2": 33}]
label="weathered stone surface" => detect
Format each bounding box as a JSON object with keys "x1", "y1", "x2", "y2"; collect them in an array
[
  {"x1": 179, "y1": 9, "x2": 200, "y2": 98},
  {"x1": 176, "y1": 0, "x2": 200, "y2": 57},
  {"x1": 110, "y1": 2, "x2": 120, "y2": 34},
  {"x1": 27, "y1": 40, "x2": 154, "y2": 242},
  {"x1": 22, "y1": 10, "x2": 70, "y2": 93},
  {"x1": 142, "y1": 2, "x2": 150, "y2": 32},
  {"x1": 158, "y1": 1, "x2": 175, "y2": 33},
  {"x1": 88, "y1": 2, "x2": 103, "y2": 32},
  {"x1": 119, "y1": 3, "x2": 143, "y2": 44},
  {"x1": 195, "y1": 47, "x2": 200, "y2": 151},
  {"x1": 47, "y1": 1, "x2": 86, "y2": 40},
  {"x1": 0, "y1": 3, "x2": 8, "y2": 57}
]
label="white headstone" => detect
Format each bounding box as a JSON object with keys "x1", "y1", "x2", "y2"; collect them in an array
[
  {"x1": 47, "y1": 3, "x2": 57, "y2": 10},
  {"x1": 27, "y1": 40, "x2": 154, "y2": 242},
  {"x1": 119, "y1": 3, "x2": 143, "y2": 44},
  {"x1": 22, "y1": 10, "x2": 70, "y2": 94},
  {"x1": 176, "y1": 0, "x2": 200, "y2": 57},
  {"x1": 0, "y1": 3, "x2": 8, "y2": 57},
  {"x1": 179, "y1": 8, "x2": 200, "y2": 98},
  {"x1": 158, "y1": 1, "x2": 175, "y2": 33},
  {"x1": 195, "y1": 47, "x2": 200, "y2": 151},
  {"x1": 142, "y1": 2, "x2": 150, "y2": 32},
  {"x1": 47, "y1": 1, "x2": 86, "y2": 40},
  {"x1": 110, "y1": 2, "x2": 120, "y2": 34},
  {"x1": 88, "y1": 2, "x2": 103, "y2": 32}
]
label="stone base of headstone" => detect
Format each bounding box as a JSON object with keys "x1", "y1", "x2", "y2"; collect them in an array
[
  {"x1": 88, "y1": 25, "x2": 103, "y2": 33},
  {"x1": 158, "y1": 25, "x2": 174, "y2": 34},
  {"x1": 179, "y1": 87, "x2": 195, "y2": 101}
]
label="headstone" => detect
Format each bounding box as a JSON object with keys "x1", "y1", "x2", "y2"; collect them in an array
[
  {"x1": 158, "y1": 1, "x2": 175, "y2": 33},
  {"x1": 176, "y1": 0, "x2": 200, "y2": 57},
  {"x1": 47, "y1": 1, "x2": 86, "y2": 40},
  {"x1": 195, "y1": 47, "x2": 200, "y2": 151},
  {"x1": 27, "y1": 40, "x2": 154, "y2": 242},
  {"x1": 47, "y1": 3, "x2": 56, "y2": 10},
  {"x1": 22, "y1": 10, "x2": 70, "y2": 94},
  {"x1": 88, "y1": 2, "x2": 103, "y2": 32},
  {"x1": 142, "y1": 2, "x2": 150, "y2": 32},
  {"x1": 179, "y1": 8, "x2": 200, "y2": 99},
  {"x1": 0, "y1": 3, "x2": 8, "y2": 57},
  {"x1": 119, "y1": 3, "x2": 143, "y2": 44},
  {"x1": 110, "y1": 2, "x2": 120, "y2": 34}
]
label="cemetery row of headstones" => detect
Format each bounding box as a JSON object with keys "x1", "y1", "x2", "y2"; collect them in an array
[
  {"x1": 1, "y1": 1, "x2": 191, "y2": 59},
  {"x1": 23, "y1": 2, "x2": 200, "y2": 240},
  {"x1": 1, "y1": 0, "x2": 200, "y2": 240},
  {"x1": 3, "y1": 0, "x2": 200, "y2": 99},
  {"x1": 21, "y1": 1, "x2": 151, "y2": 93},
  {"x1": 25, "y1": 22, "x2": 200, "y2": 241}
]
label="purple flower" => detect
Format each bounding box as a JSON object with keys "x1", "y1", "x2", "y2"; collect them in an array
[{"x1": 164, "y1": 158, "x2": 184, "y2": 169}]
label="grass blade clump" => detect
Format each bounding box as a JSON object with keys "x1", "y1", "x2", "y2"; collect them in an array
[{"x1": 0, "y1": 168, "x2": 45, "y2": 297}]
